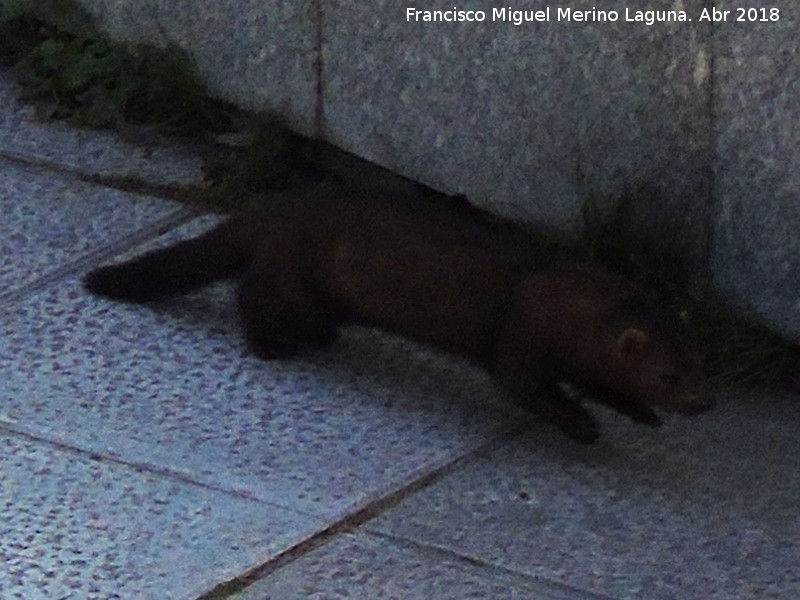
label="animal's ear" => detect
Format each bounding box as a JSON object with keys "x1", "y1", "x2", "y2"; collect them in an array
[{"x1": 615, "y1": 328, "x2": 649, "y2": 359}]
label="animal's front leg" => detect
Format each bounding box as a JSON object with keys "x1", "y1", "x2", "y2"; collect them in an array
[
  {"x1": 581, "y1": 383, "x2": 662, "y2": 427},
  {"x1": 536, "y1": 378, "x2": 601, "y2": 444},
  {"x1": 491, "y1": 347, "x2": 600, "y2": 444}
]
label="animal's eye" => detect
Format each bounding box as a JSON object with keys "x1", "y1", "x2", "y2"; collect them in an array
[{"x1": 661, "y1": 373, "x2": 680, "y2": 386}]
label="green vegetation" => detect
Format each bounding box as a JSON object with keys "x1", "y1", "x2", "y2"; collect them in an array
[
  {"x1": 0, "y1": 0, "x2": 230, "y2": 134},
  {"x1": 0, "y1": 0, "x2": 302, "y2": 210},
  {"x1": 1, "y1": 0, "x2": 796, "y2": 389}
]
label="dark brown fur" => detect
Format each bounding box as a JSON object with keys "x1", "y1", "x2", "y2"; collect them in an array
[{"x1": 85, "y1": 184, "x2": 713, "y2": 443}]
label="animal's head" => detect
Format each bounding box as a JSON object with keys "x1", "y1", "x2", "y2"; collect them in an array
[
  {"x1": 519, "y1": 268, "x2": 715, "y2": 417},
  {"x1": 604, "y1": 303, "x2": 714, "y2": 415}
]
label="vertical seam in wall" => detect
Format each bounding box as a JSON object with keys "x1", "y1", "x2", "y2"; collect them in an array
[
  {"x1": 313, "y1": 0, "x2": 326, "y2": 137},
  {"x1": 704, "y1": 1, "x2": 719, "y2": 291}
]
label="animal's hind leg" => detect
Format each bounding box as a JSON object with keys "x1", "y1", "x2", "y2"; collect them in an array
[{"x1": 237, "y1": 265, "x2": 338, "y2": 360}]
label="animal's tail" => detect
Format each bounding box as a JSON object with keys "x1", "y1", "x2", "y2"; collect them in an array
[{"x1": 84, "y1": 216, "x2": 254, "y2": 302}]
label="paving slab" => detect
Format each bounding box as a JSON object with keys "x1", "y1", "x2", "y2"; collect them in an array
[
  {"x1": 0, "y1": 72, "x2": 203, "y2": 185},
  {"x1": 367, "y1": 392, "x2": 800, "y2": 600},
  {"x1": 0, "y1": 162, "x2": 186, "y2": 300},
  {"x1": 0, "y1": 429, "x2": 324, "y2": 600},
  {"x1": 1, "y1": 215, "x2": 513, "y2": 521},
  {"x1": 231, "y1": 532, "x2": 602, "y2": 600}
]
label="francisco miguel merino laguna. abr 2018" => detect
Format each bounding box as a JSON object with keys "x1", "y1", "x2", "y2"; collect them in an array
[{"x1": 406, "y1": 7, "x2": 692, "y2": 26}]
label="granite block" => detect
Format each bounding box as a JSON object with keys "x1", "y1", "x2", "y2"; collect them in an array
[
  {"x1": 0, "y1": 430, "x2": 322, "y2": 600},
  {"x1": 1, "y1": 216, "x2": 511, "y2": 519},
  {"x1": 368, "y1": 392, "x2": 800, "y2": 599},
  {"x1": 0, "y1": 74, "x2": 203, "y2": 185},
  {"x1": 232, "y1": 532, "x2": 597, "y2": 600},
  {"x1": 712, "y1": 1, "x2": 800, "y2": 343},
  {"x1": 73, "y1": 0, "x2": 318, "y2": 133},
  {"x1": 0, "y1": 162, "x2": 183, "y2": 300},
  {"x1": 323, "y1": 0, "x2": 714, "y2": 242}
]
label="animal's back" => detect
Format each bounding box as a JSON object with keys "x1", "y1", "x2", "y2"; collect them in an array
[{"x1": 312, "y1": 191, "x2": 549, "y2": 362}]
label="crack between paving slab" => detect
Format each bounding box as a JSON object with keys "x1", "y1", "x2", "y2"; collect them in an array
[
  {"x1": 192, "y1": 422, "x2": 532, "y2": 600},
  {"x1": 0, "y1": 148, "x2": 195, "y2": 202},
  {"x1": 361, "y1": 530, "x2": 620, "y2": 600},
  {"x1": 0, "y1": 423, "x2": 276, "y2": 506}
]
